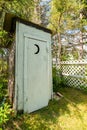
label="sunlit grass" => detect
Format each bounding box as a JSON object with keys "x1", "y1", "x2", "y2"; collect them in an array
[{"x1": 4, "y1": 87, "x2": 87, "y2": 130}]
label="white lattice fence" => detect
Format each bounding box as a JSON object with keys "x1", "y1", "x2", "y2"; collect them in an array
[{"x1": 58, "y1": 60, "x2": 87, "y2": 90}]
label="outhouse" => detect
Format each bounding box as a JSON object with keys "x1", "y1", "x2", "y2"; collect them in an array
[{"x1": 4, "y1": 13, "x2": 52, "y2": 113}]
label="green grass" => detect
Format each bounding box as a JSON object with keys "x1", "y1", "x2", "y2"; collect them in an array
[{"x1": 4, "y1": 87, "x2": 87, "y2": 130}]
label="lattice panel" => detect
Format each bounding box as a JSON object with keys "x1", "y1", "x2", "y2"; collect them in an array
[
  {"x1": 58, "y1": 60, "x2": 87, "y2": 90},
  {"x1": 61, "y1": 65, "x2": 86, "y2": 76},
  {"x1": 64, "y1": 76, "x2": 87, "y2": 89}
]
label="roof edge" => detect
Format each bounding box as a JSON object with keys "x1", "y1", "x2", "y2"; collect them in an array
[{"x1": 3, "y1": 13, "x2": 52, "y2": 34}]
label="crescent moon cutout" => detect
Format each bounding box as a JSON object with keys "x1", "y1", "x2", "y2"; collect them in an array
[{"x1": 34, "y1": 44, "x2": 40, "y2": 54}]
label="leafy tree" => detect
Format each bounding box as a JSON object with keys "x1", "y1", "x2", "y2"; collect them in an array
[
  {"x1": 0, "y1": 0, "x2": 42, "y2": 47},
  {"x1": 48, "y1": 0, "x2": 86, "y2": 62}
]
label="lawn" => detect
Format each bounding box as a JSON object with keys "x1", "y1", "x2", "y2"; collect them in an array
[{"x1": 4, "y1": 87, "x2": 87, "y2": 130}]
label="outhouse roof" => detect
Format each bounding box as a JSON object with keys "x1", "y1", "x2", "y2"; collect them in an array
[{"x1": 3, "y1": 13, "x2": 52, "y2": 34}]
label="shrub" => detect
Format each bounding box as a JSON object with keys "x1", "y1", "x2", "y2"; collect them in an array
[
  {"x1": 0, "y1": 103, "x2": 13, "y2": 128},
  {"x1": 52, "y1": 67, "x2": 67, "y2": 92},
  {"x1": 61, "y1": 76, "x2": 67, "y2": 87},
  {"x1": 52, "y1": 67, "x2": 61, "y2": 92},
  {"x1": 0, "y1": 77, "x2": 13, "y2": 128},
  {"x1": 0, "y1": 82, "x2": 7, "y2": 102}
]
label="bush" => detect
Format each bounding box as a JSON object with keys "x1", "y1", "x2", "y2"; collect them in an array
[
  {"x1": 52, "y1": 67, "x2": 66, "y2": 92},
  {"x1": 0, "y1": 103, "x2": 13, "y2": 128},
  {"x1": 0, "y1": 76, "x2": 13, "y2": 128},
  {"x1": 0, "y1": 82, "x2": 7, "y2": 102},
  {"x1": 52, "y1": 67, "x2": 61, "y2": 92}
]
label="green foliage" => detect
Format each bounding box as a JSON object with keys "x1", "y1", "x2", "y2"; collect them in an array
[
  {"x1": 61, "y1": 53, "x2": 69, "y2": 61},
  {"x1": 0, "y1": 56, "x2": 8, "y2": 102},
  {"x1": 0, "y1": 0, "x2": 41, "y2": 47},
  {"x1": 8, "y1": 0, "x2": 34, "y2": 20},
  {"x1": 0, "y1": 31, "x2": 8, "y2": 45},
  {"x1": 61, "y1": 50, "x2": 79, "y2": 61},
  {"x1": 0, "y1": 0, "x2": 34, "y2": 20},
  {"x1": 0, "y1": 55, "x2": 10, "y2": 127},
  {"x1": 0, "y1": 103, "x2": 13, "y2": 127},
  {"x1": 52, "y1": 67, "x2": 66, "y2": 92},
  {"x1": 48, "y1": 0, "x2": 87, "y2": 61},
  {"x1": 53, "y1": 67, "x2": 61, "y2": 92},
  {"x1": 0, "y1": 60, "x2": 7, "y2": 73},
  {"x1": 0, "y1": 30, "x2": 13, "y2": 47},
  {"x1": 0, "y1": 79, "x2": 12, "y2": 128},
  {"x1": 0, "y1": 75, "x2": 13, "y2": 128},
  {"x1": 48, "y1": 0, "x2": 84, "y2": 33},
  {"x1": 0, "y1": 82, "x2": 7, "y2": 102},
  {"x1": 72, "y1": 50, "x2": 79, "y2": 60}
]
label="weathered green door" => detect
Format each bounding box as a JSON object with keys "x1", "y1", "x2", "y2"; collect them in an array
[{"x1": 24, "y1": 35, "x2": 49, "y2": 113}]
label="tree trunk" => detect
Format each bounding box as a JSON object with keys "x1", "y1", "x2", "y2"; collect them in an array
[
  {"x1": 57, "y1": 32, "x2": 62, "y2": 64},
  {"x1": 8, "y1": 42, "x2": 15, "y2": 104},
  {"x1": 80, "y1": 31, "x2": 83, "y2": 59},
  {"x1": 79, "y1": 13, "x2": 84, "y2": 59}
]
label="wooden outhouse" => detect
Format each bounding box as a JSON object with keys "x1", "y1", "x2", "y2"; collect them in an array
[{"x1": 4, "y1": 13, "x2": 52, "y2": 113}]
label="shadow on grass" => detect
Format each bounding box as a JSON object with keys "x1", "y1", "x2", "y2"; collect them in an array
[
  {"x1": 4, "y1": 87, "x2": 87, "y2": 130},
  {"x1": 58, "y1": 87, "x2": 87, "y2": 104}
]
